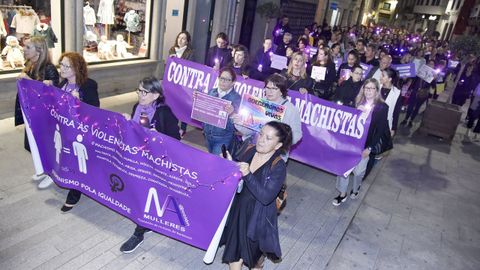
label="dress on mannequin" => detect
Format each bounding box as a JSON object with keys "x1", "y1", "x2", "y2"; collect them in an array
[
  {"x1": 97, "y1": 0, "x2": 115, "y2": 25},
  {"x1": 33, "y1": 23, "x2": 57, "y2": 48},
  {"x1": 115, "y1": 34, "x2": 132, "y2": 58},
  {"x1": 0, "y1": 12, "x2": 7, "y2": 38}
]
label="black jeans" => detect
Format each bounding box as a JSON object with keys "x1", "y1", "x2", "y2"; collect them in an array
[
  {"x1": 134, "y1": 225, "x2": 150, "y2": 237},
  {"x1": 65, "y1": 189, "x2": 82, "y2": 205}
]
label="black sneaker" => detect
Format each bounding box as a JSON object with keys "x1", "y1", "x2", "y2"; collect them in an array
[
  {"x1": 407, "y1": 121, "x2": 413, "y2": 128},
  {"x1": 120, "y1": 235, "x2": 144, "y2": 254},
  {"x1": 332, "y1": 194, "x2": 347, "y2": 206},
  {"x1": 350, "y1": 190, "x2": 359, "y2": 199}
]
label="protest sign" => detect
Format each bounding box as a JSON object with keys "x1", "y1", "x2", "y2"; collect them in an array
[
  {"x1": 270, "y1": 54, "x2": 288, "y2": 70},
  {"x1": 191, "y1": 91, "x2": 231, "y2": 129},
  {"x1": 417, "y1": 64, "x2": 436, "y2": 83},
  {"x1": 237, "y1": 94, "x2": 286, "y2": 131},
  {"x1": 391, "y1": 63, "x2": 416, "y2": 78},
  {"x1": 311, "y1": 66, "x2": 327, "y2": 81}
]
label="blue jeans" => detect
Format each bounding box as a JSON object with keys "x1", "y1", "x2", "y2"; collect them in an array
[{"x1": 205, "y1": 134, "x2": 233, "y2": 155}]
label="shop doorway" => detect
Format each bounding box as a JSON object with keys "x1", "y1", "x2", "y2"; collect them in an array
[{"x1": 191, "y1": 0, "x2": 216, "y2": 64}]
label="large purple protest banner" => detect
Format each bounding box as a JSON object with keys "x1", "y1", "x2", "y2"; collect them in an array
[
  {"x1": 163, "y1": 58, "x2": 371, "y2": 176},
  {"x1": 17, "y1": 79, "x2": 241, "y2": 255}
]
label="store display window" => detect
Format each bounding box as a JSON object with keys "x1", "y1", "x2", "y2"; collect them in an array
[
  {"x1": 82, "y1": 0, "x2": 151, "y2": 63},
  {"x1": 0, "y1": 0, "x2": 62, "y2": 74}
]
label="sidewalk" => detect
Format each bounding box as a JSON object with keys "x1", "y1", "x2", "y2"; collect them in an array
[
  {"x1": 0, "y1": 92, "x2": 479, "y2": 269},
  {"x1": 326, "y1": 102, "x2": 480, "y2": 269}
]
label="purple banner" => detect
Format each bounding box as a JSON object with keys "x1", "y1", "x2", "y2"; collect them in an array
[
  {"x1": 163, "y1": 58, "x2": 371, "y2": 176},
  {"x1": 391, "y1": 63, "x2": 416, "y2": 78},
  {"x1": 17, "y1": 79, "x2": 241, "y2": 252}
]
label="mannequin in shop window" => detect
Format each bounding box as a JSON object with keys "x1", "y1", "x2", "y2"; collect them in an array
[
  {"x1": 124, "y1": 10, "x2": 140, "y2": 33},
  {"x1": 98, "y1": 35, "x2": 114, "y2": 60},
  {"x1": 0, "y1": 11, "x2": 7, "y2": 42},
  {"x1": 1, "y1": 36, "x2": 24, "y2": 68},
  {"x1": 33, "y1": 23, "x2": 57, "y2": 49},
  {"x1": 115, "y1": 34, "x2": 132, "y2": 58}
]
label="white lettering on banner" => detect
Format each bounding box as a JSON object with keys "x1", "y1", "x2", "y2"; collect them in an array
[
  {"x1": 234, "y1": 81, "x2": 264, "y2": 98},
  {"x1": 144, "y1": 187, "x2": 187, "y2": 231},
  {"x1": 166, "y1": 61, "x2": 211, "y2": 90},
  {"x1": 50, "y1": 109, "x2": 76, "y2": 128},
  {"x1": 141, "y1": 150, "x2": 198, "y2": 180},
  {"x1": 91, "y1": 127, "x2": 140, "y2": 155},
  {"x1": 293, "y1": 98, "x2": 366, "y2": 139}
]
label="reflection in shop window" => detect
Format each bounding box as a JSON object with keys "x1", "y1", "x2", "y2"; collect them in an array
[
  {"x1": 83, "y1": 0, "x2": 150, "y2": 63},
  {"x1": 1, "y1": 0, "x2": 61, "y2": 73}
]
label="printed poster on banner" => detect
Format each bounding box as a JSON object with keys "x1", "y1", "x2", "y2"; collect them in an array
[
  {"x1": 270, "y1": 54, "x2": 288, "y2": 70},
  {"x1": 417, "y1": 64, "x2": 436, "y2": 83},
  {"x1": 238, "y1": 94, "x2": 286, "y2": 131},
  {"x1": 17, "y1": 79, "x2": 241, "y2": 263},
  {"x1": 191, "y1": 91, "x2": 231, "y2": 129},
  {"x1": 391, "y1": 63, "x2": 416, "y2": 78},
  {"x1": 311, "y1": 66, "x2": 327, "y2": 81},
  {"x1": 306, "y1": 46, "x2": 318, "y2": 59}
]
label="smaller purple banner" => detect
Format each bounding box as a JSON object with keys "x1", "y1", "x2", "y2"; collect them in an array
[
  {"x1": 191, "y1": 91, "x2": 231, "y2": 129},
  {"x1": 391, "y1": 63, "x2": 416, "y2": 78}
]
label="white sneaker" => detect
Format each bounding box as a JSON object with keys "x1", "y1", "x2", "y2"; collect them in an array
[
  {"x1": 32, "y1": 174, "x2": 46, "y2": 181},
  {"x1": 38, "y1": 175, "x2": 54, "y2": 189}
]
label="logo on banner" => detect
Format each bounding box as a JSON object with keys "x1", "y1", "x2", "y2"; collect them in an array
[
  {"x1": 144, "y1": 187, "x2": 189, "y2": 231},
  {"x1": 109, "y1": 174, "x2": 125, "y2": 192}
]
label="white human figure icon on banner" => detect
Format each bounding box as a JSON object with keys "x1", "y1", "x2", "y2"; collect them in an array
[
  {"x1": 53, "y1": 124, "x2": 62, "y2": 163},
  {"x1": 72, "y1": 134, "x2": 88, "y2": 174}
]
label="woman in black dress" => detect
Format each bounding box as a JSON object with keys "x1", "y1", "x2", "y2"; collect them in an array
[{"x1": 221, "y1": 121, "x2": 293, "y2": 269}]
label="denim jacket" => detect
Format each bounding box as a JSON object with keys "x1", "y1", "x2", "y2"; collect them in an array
[{"x1": 203, "y1": 88, "x2": 241, "y2": 138}]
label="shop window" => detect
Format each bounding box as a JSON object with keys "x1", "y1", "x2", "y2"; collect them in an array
[
  {"x1": 0, "y1": 0, "x2": 62, "y2": 74},
  {"x1": 82, "y1": 0, "x2": 152, "y2": 64}
]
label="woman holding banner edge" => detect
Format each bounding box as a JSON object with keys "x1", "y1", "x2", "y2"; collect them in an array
[
  {"x1": 220, "y1": 121, "x2": 293, "y2": 270},
  {"x1": 333, "y1": 78, "x2": 391, "y2": 206},
  {"x1": 56, "y1": 52, "x2": 100, "y2": 207},
  {"x1": 120, "y1": 76, "x2": 181, "y2": 253}
]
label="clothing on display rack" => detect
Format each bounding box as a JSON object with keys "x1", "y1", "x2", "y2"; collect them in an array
[
  {"x1": 0, "y1": 11, "x2": 7, "y2": 37},
  {"x1": 123, "y1": 10, "x2": 140, "y2": 33},
  {"x1": 97, "y1": 0, "x2": 115, "y2": 25},
  {"x1": 33, "y1": 23, "x2": 57, "y2": 48},
  {"x1": 10, "y1": 8, "x2": 40, "y2": 35},
  {"x1": 83, "y1": 2, "x2": 96, "y2": 26}
]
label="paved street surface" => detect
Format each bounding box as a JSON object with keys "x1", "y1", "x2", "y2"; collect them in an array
[{"x1": 0, "y1": 92, "x2": 479, "y2": 270}]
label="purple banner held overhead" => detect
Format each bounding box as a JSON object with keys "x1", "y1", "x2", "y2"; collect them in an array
[
  {"x1": 162, "y1": 58, "x2": 372, "y2": 176},
  {"x1": 17, "y1": 79, "x2": 241, "y2": 252}
]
